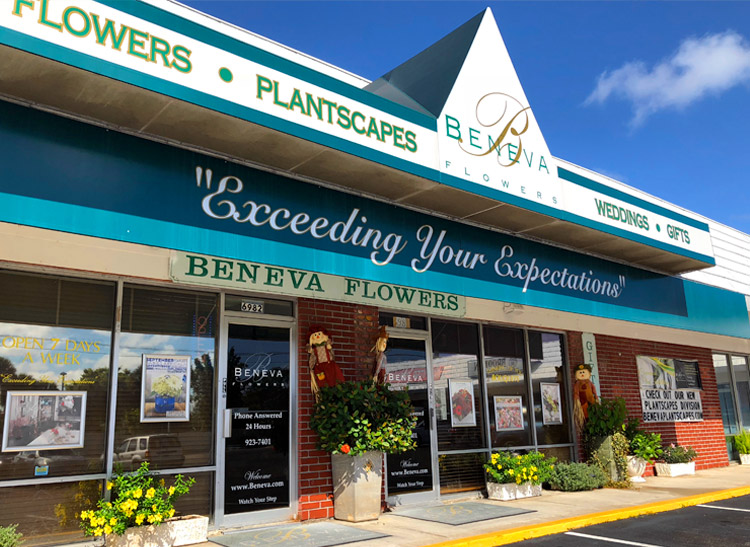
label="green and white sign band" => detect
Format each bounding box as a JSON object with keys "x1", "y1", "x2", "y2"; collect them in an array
[{"x1": 170, "y1": 252, "x2": 466, "y2": 318}]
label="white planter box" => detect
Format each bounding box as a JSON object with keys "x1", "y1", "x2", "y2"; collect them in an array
[
  {"x1": 106, "y1": 515, "x2": 208, "y2": 547},
  {"x1": 654, "y1": 462, "x2": 695, "y2": 477},
  {"x1": 486, "y1": 482, "x2": 542, "y2": 501},
  {"x1": 740, "y1": 454, "x2": 750, "y2": 465},
  {"x1": 331, "y1": 451, "x2": 383, "y2": 522}
]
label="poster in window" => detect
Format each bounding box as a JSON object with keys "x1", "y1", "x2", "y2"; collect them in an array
[
  {"x1": 540, "y1": 383, "x2": 563, "y2": 425},
  {"x1": 140, "y1": 354, "x2": 191, "y2": 423},
  {"x1": 493, "y1": 396, "x2": 524, "y2": 431},
  {"x1": 449, "y1": 379, "x2": 476, "y2": 427},
  {"x1": 2, "y1": 391, "x2": 87, "y2": 451}
]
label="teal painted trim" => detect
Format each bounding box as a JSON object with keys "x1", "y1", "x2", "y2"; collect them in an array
[
  {"x1": 0, "y1": 28, "x2": 440, "y2": 184},
  {"x1": 440, "y1": 172, "x2": 716, "y2": 266},
  {"x1": 2, "y1": 192, "x2": 746, "y2": 339},
  {"x1": 558, "y1": 167, "x2": 709, "y2": 231},
  {"x1": 73, "y1": 0, "x2": 435, "y2": 129}
]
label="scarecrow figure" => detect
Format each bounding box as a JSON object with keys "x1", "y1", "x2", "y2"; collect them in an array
[
  {"x1": 307, "y1": 325, "x2": 344, "y2": 399},
  {"x1": 370, "y1": 325, "x2": 389, "y2": 385},
  {"x1": 573, "y1": 363, "x2": 598, "y2": 431}
]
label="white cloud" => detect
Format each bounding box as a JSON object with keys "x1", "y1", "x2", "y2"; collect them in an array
[{"x1": 585, "y1": 31, "x2": 750, "y2": 126}]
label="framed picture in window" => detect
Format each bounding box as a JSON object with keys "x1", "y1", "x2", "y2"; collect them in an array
[
  {"x1": 140, "y1": 354, "x2": 191, "y2": 423},
  {"x1": 493, "y1": 396, "x2": 524, "y2": 431},
  {"x1": 2, "y1": 391, "x2": 87, "y2": 451},
  {"x1": 540, "y1": 383, "x2": 563, "y2": 425},
  {"x1": 449, "y1": 379, "x2": 476, "y2": 427}
]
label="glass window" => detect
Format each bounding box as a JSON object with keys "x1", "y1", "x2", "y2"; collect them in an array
[
  {"x1": 0, "y1": 271, "x2": 114, "y2": 481},
  {"x1": 431, "y1": 321, "x2": 485, "y2": 452},
  {"x1": 713, "y1": 353, "x2": 739, "y2": 435},
  {"x1": 483, "y1": 326, "x2": 531, "y2": 448},
  {"x1": 731, "y1": 355, "x2": 750, "y2": 429},
  {"x1": 114, "y1": 286, "x2": 217, "y2": 471},
  {"x1": 529, "y1": 332, "x2": 570, "y2": 445}
]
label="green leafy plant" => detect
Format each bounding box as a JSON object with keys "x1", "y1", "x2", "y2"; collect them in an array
[
  {"x1": 484, "y1": 451, "x2": 555, "y2": 486},
  {"x1": 310, "y1": 381, "x2": 416, "y2": 456},
  {"x1": 548, "y1": 462, "x2": 607, "y2": 491},
  {"x1": 584, "y1": 397, "x2": 628, "y2": 438},
  {"x1": 630, "y1": 432, "x2": 663, "y2": 464},
  {"x1": 0, "y1": 524, "x2": 23, "y2": 547},
  {"x1": 660, "y1": 443, "x2": 698, "y2": 464},
  {"x1": 79, "y1": 462, "x2": 194, "y2": 538},
  {"x1": 733, "y1": 430, "x2": 750, "y2": 454}
]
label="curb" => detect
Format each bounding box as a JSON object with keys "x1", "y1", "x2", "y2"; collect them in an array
[{"x1": 423, "y1": 486, "x2": 750, "y2": 547}]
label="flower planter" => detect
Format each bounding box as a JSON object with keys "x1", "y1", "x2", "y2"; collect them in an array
[
  {"x1": 331, "y1": 451, "x2": 383, "y2": 522},
  {"x1": 654, "y1": 462, "x2": 695, "y2": 477},
  {"x1": 486, "y1": 482, "x2": 542, "y2": 501},
  {"x1": 739, "y1": 454, "x2": 750, "y2": 465},
  {"x1": 106, "y1": 515, "x2": 208, "y2": 547},
  {"x1": 626, "y1": 455, "x2": 647, "y2": 483}
]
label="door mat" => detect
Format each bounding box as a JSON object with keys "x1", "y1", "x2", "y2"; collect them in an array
[
  {"x1": 210, "y1": 521, "x2": 388, "y2": 547},
  {"x1": 390, "y1": 502, "x2": 534, "y2": 526}
]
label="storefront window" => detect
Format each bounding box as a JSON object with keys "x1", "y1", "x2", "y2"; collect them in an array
[
  {"x1": 0, "y1": 272, "x2": 114, "y2": 481},
  {"x1": 713, "y1": 353, "x2": 739, "y2": 435},
  {"x1": 114, "y1": 286, "x2": 217, "y2": 471},
  {"x1": 529, "y1": 332, "x2": 570, "y2": 446},
  {"x1": 483, "y1": 326, "x2": 530, "y2": 448},
  {"x1": 731, "y1": 355, "x2": 750, "y2": 428}
]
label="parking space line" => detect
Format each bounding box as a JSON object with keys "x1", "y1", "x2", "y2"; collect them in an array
[
  {"x1": 565, "y1": 531, "x2": 664, "y2": 546},
  {"x1": 696, "y1": 504, "x2": 750, "y2": 513}
]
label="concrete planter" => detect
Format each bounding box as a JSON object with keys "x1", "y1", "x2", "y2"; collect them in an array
[
  {"x1": 654, "y1": 461, "x2": 695, "y2": 477},
  {"x1": 486, "y1": 482, "x2": 542, "y2": 501},
  {"x1": 740, "y1": 454, "x2": 750, "y2": 465},
  {"x1": 331, "y1": 451, "x2": 383, "y2": 522},
  {"x1": 106, "y1": 515, "x2": 208, "y2": 547},
  {"x1": 626, "y1": 455, "x2": 647, "y2": 483}
]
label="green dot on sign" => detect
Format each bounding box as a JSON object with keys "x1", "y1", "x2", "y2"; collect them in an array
[
  {"x1": 219, "y1": 68, "x2": 233, "y2": 82},
  {"x1": 656, "y1": 224, "x2": 661, "y2": 232}
]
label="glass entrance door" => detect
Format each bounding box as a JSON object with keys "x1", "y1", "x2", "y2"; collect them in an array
[
  {"x1": 218, "y1": 320, "x2": 294, "y2": 526},
  {"x1": 384, "y1": 337, "x2": 438, "y2": 504}
]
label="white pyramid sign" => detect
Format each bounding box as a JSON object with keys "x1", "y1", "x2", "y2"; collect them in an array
[{"x1": 438, "y1": 9, "x2": 562, "y2": 210}]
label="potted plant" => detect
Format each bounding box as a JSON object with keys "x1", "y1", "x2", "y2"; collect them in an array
[
  {"x1": 151, "y1": 375, "x2": 183, "y2": 413},
  {"x1": 79, "y1": 462, "x2": 205, "y2": 546},
  {"x1": 733, "y1": 430, "x2": 750, "y2": 465},
  {"x1": 583, "y1": 397, "x2": 629, "y2": 484},
  {"x1": 483, "y1": 451, "x2": 555, "y2": 500},
  {"x1": 627, "y1": 432, "x2": 662, "y2": 482},
  {"x1": 310, "y1": 380, "x2": 416, "y2": 522},
  {"x1": 655, "y1": 444, "x2": 698, "y2": 477}
]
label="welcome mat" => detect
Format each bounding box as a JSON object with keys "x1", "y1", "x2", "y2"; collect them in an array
[
  {"x1": 210, "y1": 521, "x2": 388, "y2": 547},
  {"x1": 391, "y1": 502, "x2": 534, "y2": 526}
]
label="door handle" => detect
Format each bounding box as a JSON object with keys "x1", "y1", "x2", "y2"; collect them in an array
[{"x1": 223, "y1": 409, "x2": 232, "y2": 438}]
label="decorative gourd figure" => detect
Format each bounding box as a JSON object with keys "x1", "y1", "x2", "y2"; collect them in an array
[
  {"x1": 573, "y1": 363, "x2": 598, "y2": 431},
  {"x1": 307, "y1": 325, "x2": 344, "y2": 398}
]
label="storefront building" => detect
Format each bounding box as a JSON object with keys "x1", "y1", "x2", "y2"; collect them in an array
[{"x1": 1, "y1": 2, "x2": 749, "y2": 545}]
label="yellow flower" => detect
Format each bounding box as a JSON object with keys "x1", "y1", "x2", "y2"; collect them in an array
[
  {"x1": 508, "y1": 469, "x2": 514, "y2": 475},
  {"x1": 168, "y1": 509, "x2": 175, "y2": 518},
  {"x1": 135, "y1": 514, "x2": 145, "y2": 525},
  {"x1": 531, "y1": 466, "x2": 537, "y2": 472},
  {"x1": 145, "y1": 488, "x2": 156, "y2": 499},
  {"x1": 147, "y1": 515, "x2": 156, "y2": 524},
  {"x1": 104, "y1": 525, "x2": 112, "y2": 535},
  {"x1": 132, "y1": 488, "x2": 143, "y2": 499},
  {"x1": 106, "y1": 481, "x2": 114, "y2": 490},
  {"x1": 109, "y1": 517, "x2": 117, "y2": 526},
  {"x1": 516, "y1": 477, "x2": 522, "y2": 484},
  {"x1": 168, "y1": 486, "x2": 175, "y2": 496},
  {"x1": 93, "y1": 528, "x2": 103, "y2": 537},
  {"x1": 152, "y1": 504, "x2": 158, "y2": 512}
]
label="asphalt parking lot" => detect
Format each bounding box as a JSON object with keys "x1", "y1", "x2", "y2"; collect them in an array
[{"x1": 509, "y1": 494, "x2": 750, "y2": 546}]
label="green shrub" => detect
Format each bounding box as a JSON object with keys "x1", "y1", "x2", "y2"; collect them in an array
[
  {"x1": 310, "y1": 381, "x2": 416, "y2": 455},
  {"x1": 630, "y1": 432, "x2": 663, "y2": 464},
  {"x1": 660, "y1": 443, "x2": 697, "y2": 463},
  {"x1": 734, "y1": 430, "x2": 750, "y2": 454},
  {"x1": 584, "y1": 398, "x2": 628, "y2": 438},
  {"x1": 0, "y1": 524, "x2": 23, "y2": 547},
  {"x1": 548, "y1": 462, "x2": 607, "y2": 491}
]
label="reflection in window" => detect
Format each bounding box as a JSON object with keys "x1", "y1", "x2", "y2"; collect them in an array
[
  {"x1": 483, "y1": 326, "x2": 530, "y2": 448},
  {"x1": 731, "y1": 356, "x2": 750, "y2": 428},
  {"x1": 529, "y1": 332, "x2": 570, "y2": 446},
  {"x1": 0, "y1": 272, "x2": 114, "y2": 481},
  {"x1": 114, "y1": 286, "x2": 217, "y2": 470}
]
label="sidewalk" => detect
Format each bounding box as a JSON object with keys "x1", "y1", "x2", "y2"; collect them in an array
[{"x1": 201, "y1": 464, "x2": 750, "y2": 547}]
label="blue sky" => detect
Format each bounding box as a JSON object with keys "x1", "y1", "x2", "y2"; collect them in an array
[{"x1": 181, "y1": 1, "x2": 750, "y2": 234}]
